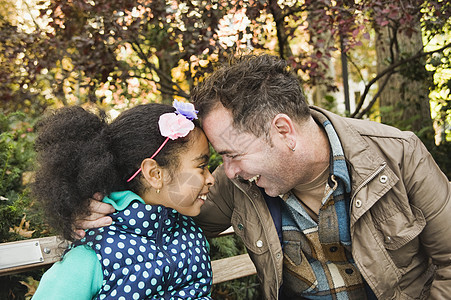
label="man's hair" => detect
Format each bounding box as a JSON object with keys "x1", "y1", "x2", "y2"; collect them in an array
[{"x1": 191, "y1": 54, "x2": 310, "y2": 139}]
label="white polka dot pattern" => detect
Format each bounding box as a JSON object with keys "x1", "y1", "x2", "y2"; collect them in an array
[{"x1": 76, "y1": 197, "x2": 212, "y2": 299}]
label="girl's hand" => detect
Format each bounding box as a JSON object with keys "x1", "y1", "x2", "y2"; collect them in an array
[{"x1": 74, "y1": 193, "x2": 115, "y2": 238}]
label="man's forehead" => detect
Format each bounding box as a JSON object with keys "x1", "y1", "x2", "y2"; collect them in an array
[
  {"x1": 202, "y1": 105, "x2": 262, "y2": 154},
  {"x1": 202, "y1": 103, "x2": 233, "y2": 123},
  {"x1": 202, "y1": 108, "x2": 235, "y2": 138}
]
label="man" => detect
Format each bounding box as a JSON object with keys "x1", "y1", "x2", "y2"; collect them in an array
[{"x1": 83, "y1": 54, "x2": 450, "y2": 299}]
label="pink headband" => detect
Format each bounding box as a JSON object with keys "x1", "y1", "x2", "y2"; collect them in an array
[{"x1": 126, "y1": 100, "x2": 198, "y2": 182}]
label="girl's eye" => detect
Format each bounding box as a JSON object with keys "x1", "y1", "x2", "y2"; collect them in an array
[{"x1": 199, "y1": 164, "x2": 208, "y2": 170}]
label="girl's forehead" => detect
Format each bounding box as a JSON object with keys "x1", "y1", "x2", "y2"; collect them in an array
[{"x1": 181, "y1": 130, "x2": 210, "y2": 159}]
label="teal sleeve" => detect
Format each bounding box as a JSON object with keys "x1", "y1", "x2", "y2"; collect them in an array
[{"x1": 32, "y1": 246, "x2": 103, "y2": 300}]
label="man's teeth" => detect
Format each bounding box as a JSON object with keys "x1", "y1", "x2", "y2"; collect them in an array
[
  {"x1": 248, "y1": 175, "x2": 260, "y2": 183},
  {"x1": 199, "y1": 195, "x2": 207, "y2": 200}
]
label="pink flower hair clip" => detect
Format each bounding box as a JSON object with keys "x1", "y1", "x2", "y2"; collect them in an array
[{"x1": 126, "y1": 100, "x2": 198, "y2": 182}]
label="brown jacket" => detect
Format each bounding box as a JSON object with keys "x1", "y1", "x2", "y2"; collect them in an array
[{"x1": 195, "y1": 107, "x2": 451, "y2": 299}]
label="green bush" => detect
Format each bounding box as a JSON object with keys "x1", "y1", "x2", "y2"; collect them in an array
[
  {"x1": 0, "y1": 111, "x2": 48, "y2": 242},
  {"x1": 0, "y1": 111, "x2": 49, "y2": 299}
]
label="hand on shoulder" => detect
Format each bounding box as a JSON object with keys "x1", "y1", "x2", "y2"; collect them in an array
[{"x1": 74, "y1": 193, "x2": 115, "y2": 238}]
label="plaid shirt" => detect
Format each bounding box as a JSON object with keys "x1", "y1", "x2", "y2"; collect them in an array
[{"x1": 280, "y1": 111, "x2": 369, "y2": 299}]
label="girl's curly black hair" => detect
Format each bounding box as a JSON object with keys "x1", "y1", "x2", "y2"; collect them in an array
[{"x1": 33, "y1": 104, "x2": 198, "y2": 242}]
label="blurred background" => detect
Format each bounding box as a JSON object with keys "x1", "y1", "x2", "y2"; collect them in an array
[{"x1": 1, "y1": 0, "x2": 450, "y2": 299}]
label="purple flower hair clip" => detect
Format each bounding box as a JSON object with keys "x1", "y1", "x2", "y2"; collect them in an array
[{"x1": 173, "y1": 99, "x2": 198, "y2": 120}]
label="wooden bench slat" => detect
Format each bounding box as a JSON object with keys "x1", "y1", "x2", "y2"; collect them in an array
[{"x1": 211, "y1": 253, "x2": 257, "y2": 284}]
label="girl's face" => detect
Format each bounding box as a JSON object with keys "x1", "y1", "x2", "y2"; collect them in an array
[{"x1": 159, "y1": 130, "x2": 214, "y2": 217}]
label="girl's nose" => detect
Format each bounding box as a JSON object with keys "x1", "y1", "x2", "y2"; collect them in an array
[{"x1": 205, "y1": 169, "x2": 214, "y2": 186}]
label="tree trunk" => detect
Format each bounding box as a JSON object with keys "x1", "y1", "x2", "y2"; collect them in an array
[
  {"x1": 305, "y1": 2, "x2": 336, "y2": 111},
  {"x1": 157, "y1": 54, "x2": 176, "y2": 105},
  {"x1": 376, "y1": 24, "x2": 433, "y2": 135}
]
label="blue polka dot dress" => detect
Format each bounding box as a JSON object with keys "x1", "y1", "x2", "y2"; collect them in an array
[{"x1": 75, "y1": 191, "x2": 212, "y2": 299}]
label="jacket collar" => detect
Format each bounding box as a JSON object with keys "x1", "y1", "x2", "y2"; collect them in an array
[
  {"x1": 310, "y1": 107, "x2": 399, "y2": 224},
  {"x1": 105, "y1": 191, "x2": 180, "y2": 239}
]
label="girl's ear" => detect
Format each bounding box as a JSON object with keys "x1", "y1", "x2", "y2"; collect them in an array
[{"x1": 140, "y1": 158, "x2": 163, "y2": 190}]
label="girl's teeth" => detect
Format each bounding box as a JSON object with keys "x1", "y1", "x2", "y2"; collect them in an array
[{"x1": 199, "y1": 195, "x2": 207, "y2": 200}]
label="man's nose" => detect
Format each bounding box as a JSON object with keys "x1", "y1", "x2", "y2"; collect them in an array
[{"x1": 223, "y1": 158, "x2": 240, "y2": 179}]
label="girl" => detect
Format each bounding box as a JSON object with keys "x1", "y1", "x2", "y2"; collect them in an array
[{"x1": 32, "y1": 102, "x2": 214, "y2": 299}]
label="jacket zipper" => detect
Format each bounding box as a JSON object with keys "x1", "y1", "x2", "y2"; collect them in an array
[
  {"x1": 157, "y1": 209, "x2": 176, "y2": 292},
  {"x1": 233, "y1": 182, "x2": 280, "y2": 300},
  {"x1": 349, "y1": 162, "x2": 386, "y2": 297}
]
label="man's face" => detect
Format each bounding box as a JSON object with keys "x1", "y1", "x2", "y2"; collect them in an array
[{"x1": 202, "y1": 104, "x2": 295, "y2": 197}]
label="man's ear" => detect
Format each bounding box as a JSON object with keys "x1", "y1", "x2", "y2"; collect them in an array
[
  {"x1": 272, "y1": 114, "x2": 297, "y2": 150},
  {"x1": 140, "y1": 158, "x2": 163, "y2": 190}
]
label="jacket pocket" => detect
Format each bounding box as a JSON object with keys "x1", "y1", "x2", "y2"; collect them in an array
[
  {"x1": 374, "y1": 204, "x2": 426, "y2": 268},
  {"x1": 231, "y1": 210, "x2": 269, "y2": 255}
]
